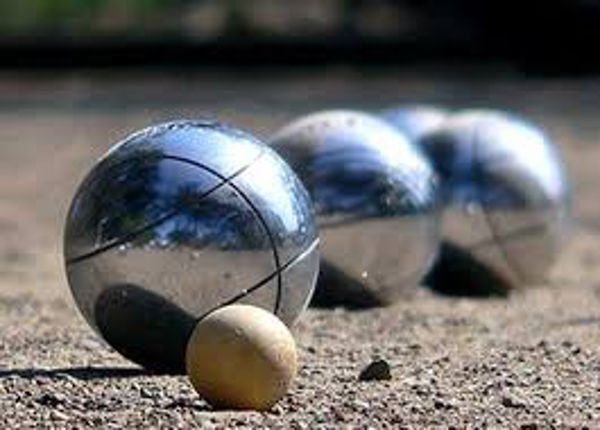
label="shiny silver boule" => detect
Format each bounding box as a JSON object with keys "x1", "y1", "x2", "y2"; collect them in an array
[
  {"x1": 64, "y1": 120, "x2": 319, "y2": 373},
  {"x1": 419, "y1": 110, "x2": 571, "y2": 291},
  {"x1": 270, "y1": 110, "x2": 440, "y2": 306},
  {"x1": 380, "y1": 105, "x2": 447, "y2": 141}
]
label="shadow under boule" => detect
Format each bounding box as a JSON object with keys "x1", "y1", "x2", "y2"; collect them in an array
[
  {"x1": 425, "y1": 242, "x2": 510, "y2": 298},
  {"x1": 0, "y1": 366, "x2": 150, "y2": 380},
  {"x1": 310, "y1": 260, "x2": 385, "y2": 309},
  {"x1": 94, "y1": 284, "x2": 196, "y2": 374}
]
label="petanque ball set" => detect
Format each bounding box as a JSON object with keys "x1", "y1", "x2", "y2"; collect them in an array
[{"x1": 63, "y1": 107, "x2": 571, "y2": 410}]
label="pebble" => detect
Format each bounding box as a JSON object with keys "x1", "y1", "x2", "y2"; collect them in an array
[
  {"x1": 358, "y1": 359, "x2": 392, "y2": 381},
  {"x1": 501, "y1": 394, "x2": 528, "y2": 409}
]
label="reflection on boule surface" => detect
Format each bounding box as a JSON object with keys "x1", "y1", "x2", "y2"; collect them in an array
[
  {"x1": 64, "y1": 120, "x2": 319, "y2": 373},
  {"x1": 380, "y1": 105, "x2": 447, "y2": 142},
  {"x1": 419, "y1": 110, "x2": 571, "y2": 291},
  {"x1": 270, "y1": 110, "x2": 440, "y2": 306}
]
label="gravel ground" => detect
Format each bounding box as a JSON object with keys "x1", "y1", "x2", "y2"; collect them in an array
[{"x1": 1, "y1": 69, "x2": 600, "y2": 428}]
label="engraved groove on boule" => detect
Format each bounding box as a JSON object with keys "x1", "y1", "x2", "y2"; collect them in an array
[
  {"x1": 196, "y1": 238, "x2": 320, "y2": 323},
  {"x1": 66, "y1": 151, "x2": 266, "y2": 265},
  {"x1": 68, "y1": 151, "x2": 284, "y2": 319}
]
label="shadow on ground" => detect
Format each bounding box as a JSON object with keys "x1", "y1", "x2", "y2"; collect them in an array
[
  {"x1": 425, "y1": 243, "x2": 511, "y2": 298},
  {"x1": 0, "y1": 366, "x2": 151, "y2": 381},
  {"x1": 310, "y1": 261, "x2": 386, "y2": 309},
  {"x1": 311, "y1": 243, "x2": 510, "y2": 309}
]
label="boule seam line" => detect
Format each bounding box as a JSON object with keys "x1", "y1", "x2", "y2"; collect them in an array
[
  {"x1": 196, "y1": 238, "x2": 320, "y2": 323},
  {"x1": 472, "y1": 122, "x2": 523, "y2": 283},
  {"x1": 65, "y1": 149, "x2": 266, "y2": 265},
  {"x1": 66, "y1": 150, "x2": 295, "y2": 316}
]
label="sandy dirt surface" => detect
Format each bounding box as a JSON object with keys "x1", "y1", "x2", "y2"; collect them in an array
[{"x1": 1, "y1": 69, "x2": 600, "y2": 428}]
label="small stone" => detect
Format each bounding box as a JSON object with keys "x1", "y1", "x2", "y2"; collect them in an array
[
  {"x1": 358, "y1": 358, "x2": 392, "y2": 381},
  {"x1": 36, "y1": 393, "x2": 66, "y2": 407},
  {"x1": 50, "y1": 410, "x2": 69, "y2": 421},
  {"x1": 352, "y1": 400, "x2": 370, "y2": 410},
  {"x1": 433, "y1": 399, "x2": 445, "y2": 410},
  {"x1": 501, "y1": 394, "x2": 527, "y2": 409}
]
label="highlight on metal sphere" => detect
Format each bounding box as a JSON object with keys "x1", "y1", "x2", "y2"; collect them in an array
[
  {"x1": 419, "y1": 110, "x2": 571, "y2": 290},
  {"x1": 270, "y1": 110, "x2": 440, "y2": 306},
  {"x1": 64, "y1": 120, "x2": 319, "y2": 373}
]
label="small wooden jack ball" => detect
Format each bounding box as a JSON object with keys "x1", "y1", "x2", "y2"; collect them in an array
[{"x1": 185, "y1": 304, "x2": 298, "y2": 410}]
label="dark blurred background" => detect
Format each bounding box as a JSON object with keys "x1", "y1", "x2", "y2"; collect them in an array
[
  {"x1": 0, "y1": 0, "x2": 598, "y2": 72},
  {"x1": 0, "y1": 1, "x2": 598, "y2": 260}
]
